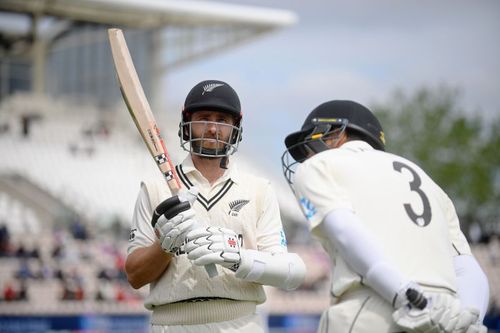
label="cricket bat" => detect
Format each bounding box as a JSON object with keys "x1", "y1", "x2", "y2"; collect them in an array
[{"x1": 108, "y1": 28, "x2": 217, "y2": 277}]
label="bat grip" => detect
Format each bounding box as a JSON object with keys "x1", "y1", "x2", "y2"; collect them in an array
[{"x1": 406, "y1": 288, "x2": 428, "y2": 310}]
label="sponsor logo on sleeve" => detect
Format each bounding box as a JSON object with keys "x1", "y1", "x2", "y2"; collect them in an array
[
  {"x1": 299, "y1": 197, "x2": 317, "y2": 220},
  {"x1": 129, "y1": 228, "x2": 137, "y2": 242},
  {"x1": 279, "y1": 229, "x2": 287, "y2": 247}
]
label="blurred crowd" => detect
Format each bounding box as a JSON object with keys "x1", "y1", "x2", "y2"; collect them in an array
[
  {"x1": 1, "y1": 217, "x2": 500, "y2": 326},
  {"x1": 0, "y1": 220, "x2": 143, "y2": 307}
]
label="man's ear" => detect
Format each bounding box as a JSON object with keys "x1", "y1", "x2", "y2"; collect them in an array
[
  {"x1": 336, "y1": 131, "x2": 349, "y2": 147},
  {"x1": 325, "y1": 131, "x2": 347, "y2": 148}
]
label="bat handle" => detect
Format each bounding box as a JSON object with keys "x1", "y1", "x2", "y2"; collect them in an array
[
  {"x1": 406, "y1": 288, "x2": 428, "y2": 310},
  {"x1": 205, "y1": 264, "x2": 218, "y2": 278}
]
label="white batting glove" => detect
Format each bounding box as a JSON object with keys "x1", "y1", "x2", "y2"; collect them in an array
[
  {"x1": 451, "y1": 308, "x2": 483, "y2": 333},
  {"x1": 393, "y1": 287, "x2": 475, "y2": 333},
  {"x1": 185, "y1": 227, "x2": 241, "y2": 271},
  {"x1": 152, "y1": 188, "x2": 198, "y2": 254},
  {"x1": 464, "y1": 322, "x2": 487, "y2": 333},
  {"x1": 449, "y1": 307, "x2": 486, "y2": 333}
]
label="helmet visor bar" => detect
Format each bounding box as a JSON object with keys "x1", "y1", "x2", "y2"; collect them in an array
[{"x1": 180, "y1": 120, "x2": 241, "y2": 157}]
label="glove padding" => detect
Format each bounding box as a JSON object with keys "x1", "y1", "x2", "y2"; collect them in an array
[
  {"x1": 185, "y1": 227, "x2": 241, "y2": 271},
  {"x1": 153, "y1": 188, "x2": 198, "y2": 254},
  {"x1": 393, "y1": 289, "x2": 479, "y2": 333},
  {"x1": 453, "y1": 308, "x2": 484, "y2": 333},
  {"x1": 464, "y1": 322, "x2": 487, "y2": 333}
]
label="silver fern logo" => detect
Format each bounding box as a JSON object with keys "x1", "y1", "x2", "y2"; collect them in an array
[
  {"x1": 202, "y1": 83, "x2": 224, "y2": 95},
  {"x1": 228, "y1": 199, "x2": 250, "y2": 216}
]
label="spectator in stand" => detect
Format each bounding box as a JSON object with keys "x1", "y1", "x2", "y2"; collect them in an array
[
  {"x1": 95, "y1": 281, "x2": 114, "y2": 301},
  {"x1": 51, "y1": 245, "x2": 62, "y2": 259},
  {"x1": 37, "y1": 259, "x2": 54, "y2": 280},
  {"x1": 54, "y1": 265, "x2": 65, "y2": 281},
  {"x1": 0, "y1": 224, "x2": 10, "y2": 256},
  {"x1": 15, "y1": 243, "x2": 28, "y2": 258},
  {"x1": 61, "y1": 277, "x2": 84, "y2": 301},
  {"x1": 97, "y1": 266, "x2": 114, "y2": 281},
  {"x1": 29, "y1": 244, "x2": 40, "y2": 260},
  {"x1": 115, "y1": 284, "x2": 126, "y2": 302},
  {"x1": 17, "y1": 278, "x2": 28, "y2": 300},
  {"x1": 70, "y1": 214, "x2": 88, "y2": 240},
  {"x1": 16, "y1": 258, "x2": 35, "y2": 280},
  {"x1": 3, "y1": 280, "x2": 17, "y2": 301}
]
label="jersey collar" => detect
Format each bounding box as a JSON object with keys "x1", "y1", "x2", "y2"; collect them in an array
[{"x1": 340, "y1": 140, "x2": 375, "y2": 152}]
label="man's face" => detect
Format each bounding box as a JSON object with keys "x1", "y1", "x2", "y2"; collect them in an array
[{"x1": 190, "y1": 110, "x2": 236, "y2": 151}]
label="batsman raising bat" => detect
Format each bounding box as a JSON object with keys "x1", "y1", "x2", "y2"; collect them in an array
[
  {"x1": 281, "y1": 100, "x2": 490, "y2": 333},
  {"x1": 117, "y1": 63, "x2": 306, "y2": 331}
]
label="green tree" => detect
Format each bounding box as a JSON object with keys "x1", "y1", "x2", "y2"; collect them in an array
[{"x1": 372, "y1": 86, "x2": 500, "y2": 240}]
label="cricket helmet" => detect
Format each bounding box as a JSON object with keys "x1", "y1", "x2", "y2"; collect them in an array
[
  {"x1": 281, "y1": 100, "x2": 385, "y2": 188},
  {"x1": 179, "y1": 80, "x2": 243, "y2": 157},
  {"x1": 285, "y1": 100, "x2": 385, "y2": 162}
]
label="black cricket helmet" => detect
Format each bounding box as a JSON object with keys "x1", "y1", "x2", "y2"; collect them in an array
[
  {"x1": 179, "y1": 80, "x2": 243, "y2": 157},
  {"x1": 281, "y1": 100, "x2": 385, "y2": 187}
]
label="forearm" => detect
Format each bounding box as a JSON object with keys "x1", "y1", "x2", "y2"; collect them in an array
[{"x1": 125, "y1": 240, "x2": 172, "y2": 289}]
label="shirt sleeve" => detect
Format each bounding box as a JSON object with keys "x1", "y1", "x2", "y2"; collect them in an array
[
  {"x1": 255, "y1": 181, "x2": 288, "y2": 254},
  {"x1": 294, "y1": 157, "x2": 353, "y2": 230},
  {"x1": 127, "y1": 183, "x2": 157, "y2": 254},
  {"x1": 441, "y1": 190, "x2": 472, "y2": 256}
]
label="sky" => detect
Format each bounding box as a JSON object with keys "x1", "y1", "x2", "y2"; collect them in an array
[{"x1": 161, "y1": 0, "x2": 500, "y2": 190}]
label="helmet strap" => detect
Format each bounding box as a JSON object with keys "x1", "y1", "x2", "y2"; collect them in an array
[{"x1": 219, "y1": 156, "x2": 229, "y2": 169}]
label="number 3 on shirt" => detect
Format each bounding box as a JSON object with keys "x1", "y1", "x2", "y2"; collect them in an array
[{"x1": 393, "y1": 161, "x2": 432, "y2": 227}]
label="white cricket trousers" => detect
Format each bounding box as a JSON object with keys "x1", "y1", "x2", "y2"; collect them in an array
[
  {"x1": 317, "y1": 288, "x2": 403, "y2": 333},
  {"x1": 151, "y1": 313, "x2": 264, "y2": 333}
]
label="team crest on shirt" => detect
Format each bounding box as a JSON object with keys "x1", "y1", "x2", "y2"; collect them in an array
[
  {"x1": 299, "y1": 197, "x2": 317, "y2": 220},
  {"x1": 228, "y1": 199, "x2": 250, "y2": 216}
]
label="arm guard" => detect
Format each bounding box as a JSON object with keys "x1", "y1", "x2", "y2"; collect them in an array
[{"x1": 234, "y1": 249, "x2": 306, "y2": 291}]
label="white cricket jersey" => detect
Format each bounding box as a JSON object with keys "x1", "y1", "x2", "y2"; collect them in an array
[
  {"x1": 294, "y1": 141, "x2": 471, "y2": 299},
  {"x1": 128, "y1": 155, "x2": 288, "y2": 310}
]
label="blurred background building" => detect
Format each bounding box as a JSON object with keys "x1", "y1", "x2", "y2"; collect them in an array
[{"x1": 0, "y1": 0, "x2": 499, "y2": 332}]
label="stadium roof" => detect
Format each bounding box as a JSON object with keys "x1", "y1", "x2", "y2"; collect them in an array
[
  {"x1": 0, "y1": 0, "x2": 297, "y2": 96},
  {"x1": 0, "y1": 0, "x2": 298, "y2": 29}
]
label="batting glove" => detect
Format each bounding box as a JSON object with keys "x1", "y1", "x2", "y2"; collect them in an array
[
  {"x1": 393, "y1": 285, "x2": 477, "y2": 333},
  {"x1": 185, "y1": 226, "x2": 241, "y2": 271},
  {"x1": 152, "y1": 188, "x2": 198, "y2": 254},
  {"x1": 450, "y1": 308, "x2": 485, "y2": 333},
  {"x1": 464, "y1": 322, "x2": 487, "y2": 333}
]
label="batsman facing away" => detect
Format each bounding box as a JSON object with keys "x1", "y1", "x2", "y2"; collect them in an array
[
  {"x1": 125, "y1": 80, "x2": 306, "y2": 332},
  {"x1": 282, "y1": 100, "x2": 490, "y2": 333}
]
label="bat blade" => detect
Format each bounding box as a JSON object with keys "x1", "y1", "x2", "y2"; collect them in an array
[
  {"x1": 108, "y1": 28, "x2": 180, "y2": 191},
  {"x1": 108, "y1": 28, "x2": 217, "y2": 278}
]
